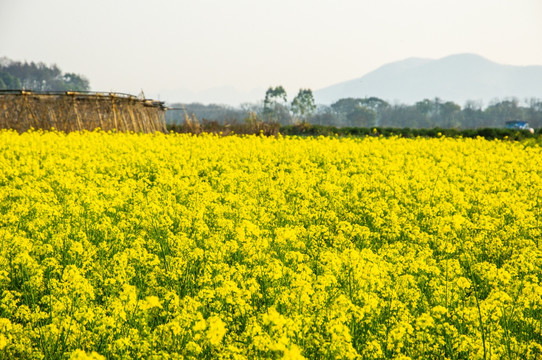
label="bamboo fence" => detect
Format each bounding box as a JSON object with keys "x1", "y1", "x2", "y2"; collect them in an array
[{"x1": 0, "y1": 90, "x2": 167, "y2": 133}]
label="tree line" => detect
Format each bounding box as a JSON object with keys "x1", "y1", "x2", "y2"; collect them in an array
[
  {"x1": 167, "y1": 86, "x2": 317, "y2": 125},
  {"x1": 168, "y1": 86, "x2": 542, "y2": 130},
  {"x1": 0, "y1": 57, "x2": 90, "y2": 92}
]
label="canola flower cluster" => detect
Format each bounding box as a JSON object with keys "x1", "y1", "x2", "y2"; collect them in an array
[{"x1": 0, "y1": 130, "x2": 541, "y2": 359}]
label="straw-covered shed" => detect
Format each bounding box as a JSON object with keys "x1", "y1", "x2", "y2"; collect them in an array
[{"x1": 0, "y1": 90, "x2": 167, "y2": 133}]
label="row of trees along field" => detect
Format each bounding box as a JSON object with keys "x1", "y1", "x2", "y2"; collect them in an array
[
  {"x1": 0, "y1": 57, "x2": 90, "y2": 92},
  {"x1": 167, "y1": 86, "x2": 542, "y2": 129}
]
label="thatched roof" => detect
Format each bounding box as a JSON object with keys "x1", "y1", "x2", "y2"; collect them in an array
[{"x1": 0, "y1": 90, "x2": 167, "y2": 133}]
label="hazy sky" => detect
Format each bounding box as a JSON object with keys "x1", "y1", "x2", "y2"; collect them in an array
[{"x1": 1, "y1": 0, "x2": 541, "y2": 104}]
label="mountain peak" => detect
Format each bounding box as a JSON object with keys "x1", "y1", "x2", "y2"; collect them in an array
[
  {"x1": 314, "y1": 54, "x2": 542, "y2": 106},
  {"x1": 439, "y1": 53, "x2": 490, "y2": 61}
]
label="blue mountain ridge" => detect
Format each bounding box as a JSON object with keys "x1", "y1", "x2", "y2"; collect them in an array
[{"x1": 313, "y1": 54, "x2": 542, "y2": 106}]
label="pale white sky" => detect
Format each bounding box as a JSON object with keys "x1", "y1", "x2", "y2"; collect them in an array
[{"x1": 1, "y1": 0, "x2": 541, "y2": 104}]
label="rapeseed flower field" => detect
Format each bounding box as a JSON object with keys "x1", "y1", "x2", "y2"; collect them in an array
[{"x1": 0, "y1": 129, "x2": 541, "y2": 359}]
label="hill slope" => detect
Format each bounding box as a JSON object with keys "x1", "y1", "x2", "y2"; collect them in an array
[{"x1": 314, "y1": 54, "x2": 542, "y2": 106}]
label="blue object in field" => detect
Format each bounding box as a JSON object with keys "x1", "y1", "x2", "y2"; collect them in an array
[{"x1": 505, "y1": 121, "x2": 530, "y2": 130}]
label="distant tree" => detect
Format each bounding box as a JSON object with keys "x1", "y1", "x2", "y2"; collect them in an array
[
  {"x1": 462, "y1": 100, "x2": 484, "y2": 128},
  {"x1": 309, "y1": 105, "x2": 336, "y2": 126},
  {"x1": 0, "y1": 58, "x2": 90, "y2": 91},
  {"x1": 346, "y1": 107, "x2": 376, "y2": 127},
  {"x1": 331, "y1": 98, "x2": 360, "y2": 126},
  {"x1": 331, "y1": 97, "x2": 378, "y2": 127},
  {"x1": 330, "y1": 98, "x2": 358, "y2": 115},
  {"x1": 485, "y1": 99, "x2": 524, "y2": 128},
  {"x1": 439, "y1": 101, "x2": 462, "y2": 128},
  {"x1": 358, "y1": 97, "x2": 389, "y2": 111},
  {"x1": 380, "y1": 104, "x2": 426, "y2": 128},
  {"x1": 264, "y1": 86, "x2": 287, "y2": 104},
  {"x1": 240, "y1": 101, "x2": 264, "y2": 115},
  {"x1": 358, "y1": 97, "x2": 389, "y2": 126},
  {"x1": 61, "y1": 73, "x2": 90, "y2": 92},
  {"x1": 291, "y1": 89, "x2": 316, "y2": 123},
  {"x1": 414, "y1": 98, "x2": 437, "y2": 128},
  {"x1": 263, "y1": 86, "x2": 290, "y2": 123},
  {"x1": 414, "y1": 98, "x2": 463, "y2": 128},
  {"x1": 165, "y1": 102, "x2": 255, "y2": 125},
  {"x1": 415, "y1": 99, "x2": 434, "y2": 115},
  {"x1": 525, "y1": 98, "x2": 542, "y2": 128},
  {"x1": 378, "y1": 104, "x2": 400, "y2": 127},
  {"x1": 0, "y1": 71, "x2": 21, "y2": 89}
]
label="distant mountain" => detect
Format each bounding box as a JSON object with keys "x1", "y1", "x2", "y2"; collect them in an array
[{"x1": 314, "y1": 54, "x2": 542, "y2": 106}]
